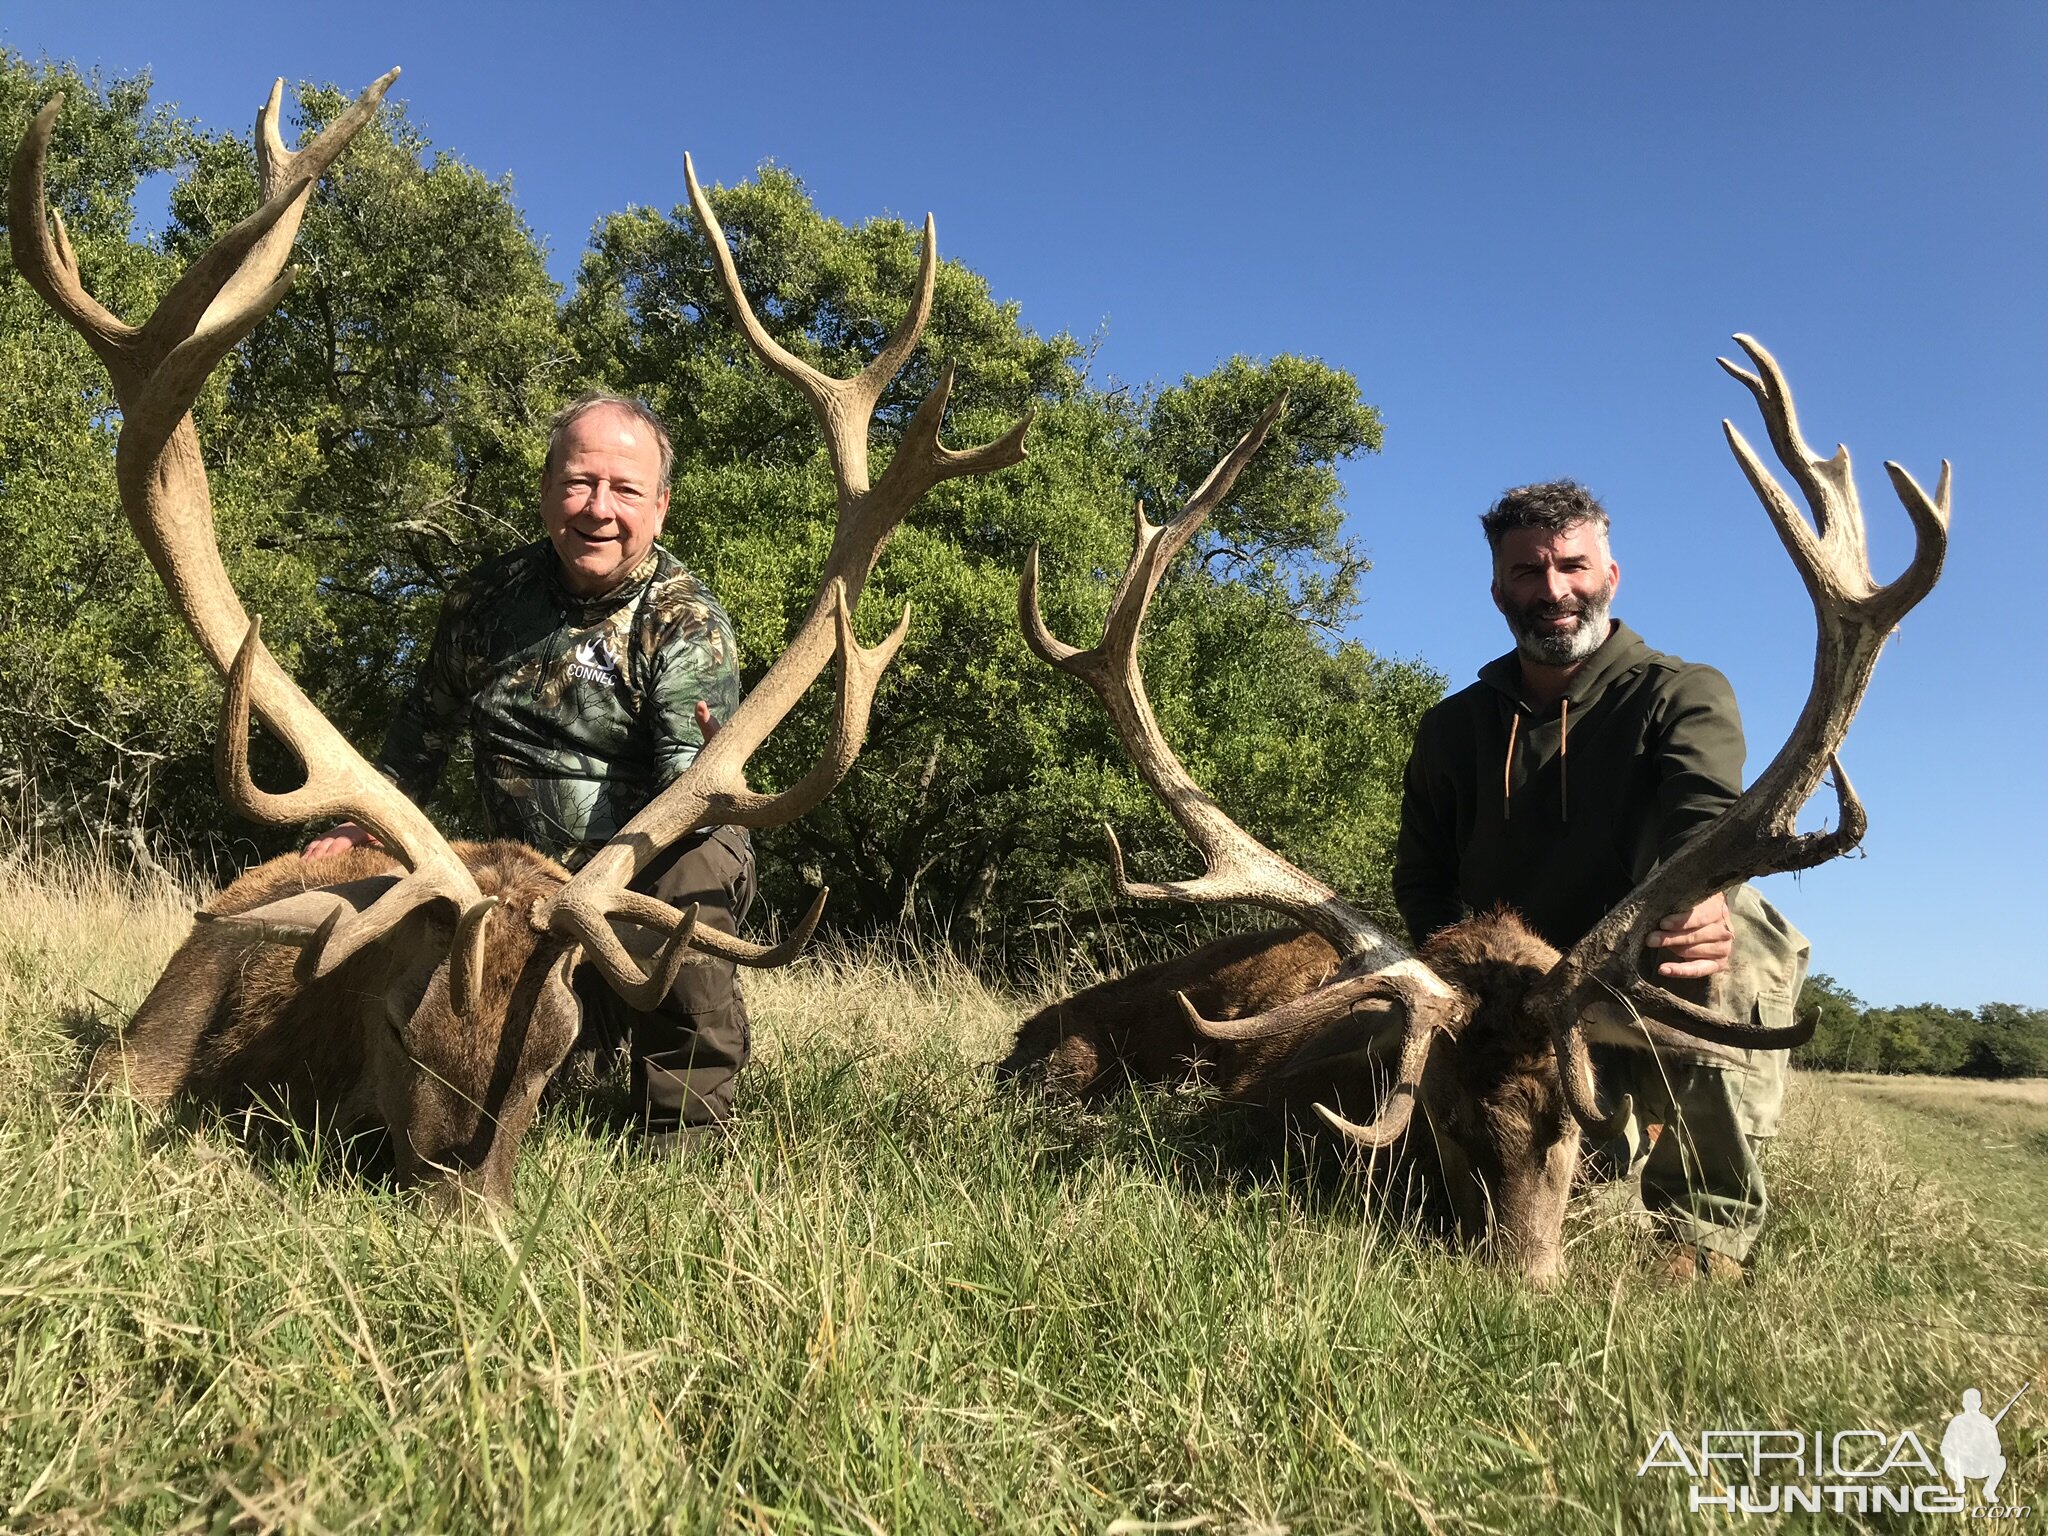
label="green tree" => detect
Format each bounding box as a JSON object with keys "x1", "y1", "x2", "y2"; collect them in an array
[
  {"x1": 0, "y1": 63, "x2": 560, "y2": 864},
  {"x1": 1962, "y1": 1003, "x2": 2048, "y2": 1080},
  {"x1": 1791, "y1": 972, "x2": 1868, "y2": 1070},
  {"x1": 6, "y1": 73, "x2": 1442, "y2": 969},
  {"x1": 0, "y1": 52, "x2": 191, "y2": 862},
  {"x1": 562, "y1": 166, "x2": 1438, "y2": 963}
]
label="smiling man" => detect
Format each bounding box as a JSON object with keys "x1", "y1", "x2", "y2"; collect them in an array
[
  {"x1": 1393, "y1": 480, "x2": 1808, "y2": 1281},
  {"x1": 307, "y1": 392, "x2": 754, "y2": 1154}
]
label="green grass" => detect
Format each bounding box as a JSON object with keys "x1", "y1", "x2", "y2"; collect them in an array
[
  {"x1": 1826, "y1": 1075, "x2": 2048, "y2": 1247},
  {"x1": 1, "y1": 858, "x2": 2042, "y2": 1533}
]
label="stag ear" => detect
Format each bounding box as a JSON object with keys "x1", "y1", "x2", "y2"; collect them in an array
[
  {"x1": 1270, "y1": 996, "x2": 1407, "y2": 1079},
  {"x1": 1578, "y1": 994, "x2": 1752, "y2": 1067},
  {"x1": 195, "y1": 876, "x2": 402, "y2": 947}
]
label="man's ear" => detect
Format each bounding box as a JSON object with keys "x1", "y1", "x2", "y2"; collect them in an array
[
  {"x1": 1490, "y1": 577, "x2": 1506, "y2": 614},
  {"x1": 1607, "y1": 556, "x2": 1622, "y2": 600}
]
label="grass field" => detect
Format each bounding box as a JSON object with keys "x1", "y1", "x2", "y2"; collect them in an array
[{"x1": 1, "y1": 859, "x2": 2042, "y2": 1533}]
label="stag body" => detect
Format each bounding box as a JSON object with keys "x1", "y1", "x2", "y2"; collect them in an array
[
  {"x1": 1010, "y1": 343, "x2": 1945, "y2": 1280},
  {"x1": 999, "y1": 912, "x2": 1584, "y2": 1277},
  {"x1": 999, "y1": 926, "x2": 1339, "y2": 1096}
]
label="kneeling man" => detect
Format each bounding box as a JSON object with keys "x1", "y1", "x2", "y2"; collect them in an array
[{"x1": 1394, "y1": 480, "x2": 1808, "y2": 1280}]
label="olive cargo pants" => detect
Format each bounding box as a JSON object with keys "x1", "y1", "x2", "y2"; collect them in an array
[
  {"x1": 1589, "y1": 885, "x2": 1809, "y2": 1262},
  {"x1": 572, "y1": 823, "x2": 756, "y2": 1135}
]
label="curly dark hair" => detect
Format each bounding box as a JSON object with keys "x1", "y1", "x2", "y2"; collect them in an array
[{"x1": 1479, "y1": 479, "x2": 1610, "y2": 555}]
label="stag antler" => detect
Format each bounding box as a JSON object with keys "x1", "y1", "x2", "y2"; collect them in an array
[
  {"x1": 1019, "y1": 399, "x2": 1461, "y2": 1147},
  {"x1": 7, "y1": 71, "x2": 515, "y2": 997},
  {"x1": 538, "y1": 156, "x2": 1032, "y2": 996},
  {"x1": 1021, "y1": 396, "x2": 1409, "y2": 966},
  {"x1": 1532, "y1": 335, "x2": 1951, "y2": 1114}
]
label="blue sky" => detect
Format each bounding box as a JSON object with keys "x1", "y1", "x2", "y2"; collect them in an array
[{"x1": 10, "y1": 2, "x2": 2043, "y2": 1008}]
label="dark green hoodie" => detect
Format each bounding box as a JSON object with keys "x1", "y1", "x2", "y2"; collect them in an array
[{"x1": 1393, "y1": 619, "x2": 1744, "y2": 950}]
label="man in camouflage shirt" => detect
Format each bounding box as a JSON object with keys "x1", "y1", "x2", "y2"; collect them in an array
[{"x1": 308, "y1": 392, "x2": 753, "y2": 1150}]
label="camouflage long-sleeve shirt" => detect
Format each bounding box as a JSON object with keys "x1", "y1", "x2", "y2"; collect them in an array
[{"x1": 378, "y1": 540, "x2": 742, "y2": 868}]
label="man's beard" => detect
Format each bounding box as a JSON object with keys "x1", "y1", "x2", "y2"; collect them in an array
[{"x1": 1502, "y1": 577, "x2": 1615, "y2": 666}]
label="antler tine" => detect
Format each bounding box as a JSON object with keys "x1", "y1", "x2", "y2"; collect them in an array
[
  {"x1": 1178, "y1": 970, "x2": 1413, "y2": 1045},
  {"x1": 720, "y1": 583, "x2": 915, "y2": 828},
  {"x1": 1019, "y1": 395, "x2": 1423, "y2": 972},
  {"x1": 1550, "y1": 1021, "x2": 1633, "y2": 1140},
  {"x1": 11, "y1": 75, "x2": 488, "y2": 992},
  {"x1": 545, "y1": 161, "x2": 1028, "y2": 991},
  {"x1": 159, "y1": 69, "x2": 400, "y2": 382},
  {"x1": 607, "y1": 886, "x2": 831, "y2": 969},
  {"x1": 685, "y1": 157, "x2": 1028, "y2": 522},
  {"x1": 9, "y1": 98, "x2": 142, "y2": 362},
  {"x1": 1717, "y1": 335, "x2": 1866, "y2": 561},
  {"x1": 257, "y1": 69, "x2": 400, "y2": 201},
  {"x1": 140, "y1": 69, "x2": 402, "y2": 440},
  {"x1": 591, "y1": 904, "x2": 706, "y2": 1015},
  {"x1": 1531, "y1": 336, "x2": 1950, "y2": 1041},
  {"x1": 683, "y1": 156, "x2": 846, "y2": 435}
]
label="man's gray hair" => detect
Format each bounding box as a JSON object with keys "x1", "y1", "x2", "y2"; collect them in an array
[
  {"x1": 543, "y1": 391, "x2": 674, "y2": 487},
  {"x1": 1480, "y1": 479, "x2": 1611, "y2": 556}
]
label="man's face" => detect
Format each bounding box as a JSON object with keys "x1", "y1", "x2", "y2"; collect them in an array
[
  {"x1": 540, "y1": 405, "x2": 670, "y2": 596},
  {"x1": 1491, "y1": 521, "x2": 1619, "y2": 667}
]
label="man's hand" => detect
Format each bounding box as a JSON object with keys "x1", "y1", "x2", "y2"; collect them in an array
[
  {"x1": 694, "y1": 701, "x2": 722, "y2": 743},
  {"x1": 1644, "y1": 890, "x2": 1733, "y2": 979},
  {"x1": 304, "y1": 822, "x2": 378, "y2": 860}
]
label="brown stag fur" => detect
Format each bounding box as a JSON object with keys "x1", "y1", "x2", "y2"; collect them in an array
[
  {"x1": 997, "y1": 927, "x2": 1341, "y2": 1096},
  {"x1": 999, "y1": 908, "x2": 1584, "y2": 1280},
  {"x1": 91, "y1": 841, "x2": 585, "y2": 1207}
]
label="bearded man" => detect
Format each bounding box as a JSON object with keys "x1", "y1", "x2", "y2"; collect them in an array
[
  {"x1": 306, "y1": 391, "x2": 752, "y2": 1153},
  {"x1": 1393, "y1": 479, "x2": 1808, "y2": 1281}
]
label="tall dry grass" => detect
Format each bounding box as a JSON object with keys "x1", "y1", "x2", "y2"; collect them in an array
[{"x1": 0, "y1": 857, "x2": 2041, "y2": 1533}]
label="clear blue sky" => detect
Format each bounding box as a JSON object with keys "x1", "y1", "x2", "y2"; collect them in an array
[{"x1": 10, "y1": 2, "x2": 2043, "y2": 1009}]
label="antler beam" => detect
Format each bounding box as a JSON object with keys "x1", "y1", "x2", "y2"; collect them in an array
[
  {"x1": 1019, "y1": 394, "x2": 1428, "y2": 979},
  {"x1": 10, "y1": 71, "x2": 504, "y2": 993}
]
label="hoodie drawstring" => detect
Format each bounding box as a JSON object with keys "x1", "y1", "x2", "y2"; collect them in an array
[
  {"x1": 1559, "y1": 696, "x2": 1570, "y2": 822},
  {"x1": 1502, "y1": 700, "x2": 1570, "y2": 823},
  {"x1": 1502, "y1": 711, "x2": 1520, "y2": 822}
]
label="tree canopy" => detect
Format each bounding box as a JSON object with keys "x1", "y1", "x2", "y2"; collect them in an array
[
  {"x1": 0, "y1": 55, "x2": 1439, "y2": 971},
  {"x1": 8, "y1": 59, "x2": 2021, "y2": 1023},
  {"x1": 1793, "y1": 973, "x2": 2047, "y2": 1079}
]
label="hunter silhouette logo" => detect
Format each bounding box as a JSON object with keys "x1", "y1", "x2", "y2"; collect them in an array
[
  {"x1": 1944, "y1": 1383, "x2": 2029, "y2": 1505},
  {"x1": 568, "y1": 635, "x2": 621, "y2": 684},
  {"x1": 1638, "y1": 1377, "x2": 2032, "y2": 1518}
]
